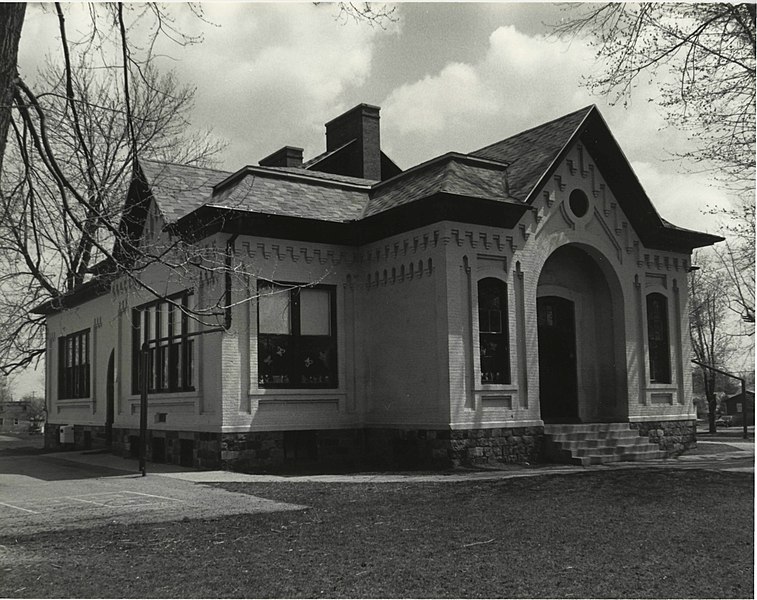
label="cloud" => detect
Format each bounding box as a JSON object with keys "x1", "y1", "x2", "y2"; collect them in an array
[
  {"x1": 631, "y1": 161, "x2": 731, "y2": 233},
  {"x1": 381, "y1": 25, "x2": 597, "y2": 164},
  {"x1": 380, "y1": 24, "x2": 687, "y2": 170},
  {"x1": 165, "y1": 3, "x2": 393, "y2": 166}
]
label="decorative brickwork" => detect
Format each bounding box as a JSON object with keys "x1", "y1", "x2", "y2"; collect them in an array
[{"x1": 629, "y1": 419, "x2": 696, "y2": 455}]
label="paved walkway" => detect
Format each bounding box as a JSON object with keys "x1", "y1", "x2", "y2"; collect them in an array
[
  {"x1": 1, "y1": 437, "x2": 751, "y2": 537},
  {"x1": 0, "y1": 452, "x2": 305, "y2": 537}
]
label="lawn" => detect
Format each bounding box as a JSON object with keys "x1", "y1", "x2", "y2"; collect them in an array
[{"x1": 0, "y1": 469, "x2": 752, "y2": 598}]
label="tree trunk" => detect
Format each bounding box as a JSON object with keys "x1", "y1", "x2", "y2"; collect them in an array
[
  {"x1": 706, "y1": 373, "x2": 717, "y2": 434},
  {"x1": 0, "y1": 3, "x2": 26, "y2": 177}
]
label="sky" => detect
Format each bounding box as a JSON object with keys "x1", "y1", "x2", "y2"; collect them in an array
[{"x1": 10, "y1": 2, "x2": 747, "y2": 396}]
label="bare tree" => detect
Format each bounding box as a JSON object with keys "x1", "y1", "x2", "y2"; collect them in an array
[
  {"x1": 0, "y1": 3, "x2": 226, "y2": 374},
  {"x1": 0, "y1": 373, "x2": 11, "y2": 403},
  {"x1": 714, "y1": 198, "x2": 755, "y2": 328},
  {"x1": 690, "y1": 252, "x2": 738, "y2": 433},
  {"x1": 0, "y1": 2, "x2": 392, "y2": 376},
  {"x1": 554, "y1": 3, "x2": 756, "y2": 195},
  {"x1": 0, "y1": 3, "x2": 26, "y2": 176}
]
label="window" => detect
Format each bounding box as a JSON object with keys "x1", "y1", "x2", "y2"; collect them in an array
[
  {"x1": 132, "y1": 291, "x2": 194, "y2": 394},
  {"x1": 58, "y1": 329, "x2": 90, "y2": 399},
  {"x1": 258, "y1": 282, "x2": 337, "y2": 388},
  {"x1": 478, "y1": 278, "x2": 511, "y2": 384},
  {"x1": 568, "y1": 189, "x2": 589, "y2": 218},
  {"x1": 646, "y1": 293, "x2": 671, "y2": 383}
]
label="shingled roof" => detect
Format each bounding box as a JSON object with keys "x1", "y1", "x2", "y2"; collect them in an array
[
  {"x1": 364, "y1": 154, "x2": 514, "y2": 218},
  {"x1": 471, "y1": 106, "x2": 593, "y2": 201},
  {"x1": 210, "y1": 168, "x2": 368, "y2": 222},
  {"x1": 139, "y1": 159, "x2": 231, "y2": 224},
  {"x1": 139, "y1": 106, "x2": 720, "y2": 253}
]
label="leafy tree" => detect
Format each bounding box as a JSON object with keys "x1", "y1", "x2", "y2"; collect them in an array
[
  {"x1": 554, "y1": 3, "x2": 756, "y2": 195},
  {"x1": 690, "y1": 252, "x2": 738, "y2": 433}
]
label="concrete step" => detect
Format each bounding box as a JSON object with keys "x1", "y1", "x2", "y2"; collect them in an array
[
  {"x1": 546, "y1": 430, "x2": 641, "y2": 443},
  {"x1": 543, "y1": 422, "x2": 665, "y2": 466},
  {"x1": 544, "y1": 423, "x2": 634, "y2": 434},
  {"x1": 572, "y1": 449, "x2": 667, "y2": 466},
  {"x1": 547, "y1": 437, "x2": 657, "y2": 451}
]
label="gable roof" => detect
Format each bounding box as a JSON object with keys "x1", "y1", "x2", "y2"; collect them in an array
[
  {"x1": 139, "y1": 159, "x2": 232, "y2": 224},
  {"x1": 472, "y1": 106, "x2": 593, "y2": 202}
]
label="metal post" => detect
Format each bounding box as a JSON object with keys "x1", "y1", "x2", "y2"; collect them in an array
[
  {"x1": 742, "y1": 378, "x2": 748, "y2": 441},
  {"x1": 139, "y1": 342, "x2": 148, "y2": 476}
]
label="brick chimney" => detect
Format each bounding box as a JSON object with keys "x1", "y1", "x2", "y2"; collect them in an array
[
  {"x1": 325, "y1": 104, "x2": 381, "y2": 180},
  {"x1": 259, "y1": 146, "x2": 304, "y2": 168}
]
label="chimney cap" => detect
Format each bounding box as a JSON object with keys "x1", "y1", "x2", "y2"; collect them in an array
[
  {"x1": 259, "y1": 146, "x2": 304, "y2": 168},
  {"x1": 324, "y1": 103, "x2": 381, "y2": 129}
]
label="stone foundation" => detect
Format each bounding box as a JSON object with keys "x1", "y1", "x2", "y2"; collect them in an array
[
  {"x1": 43, "y1": 424, "x2": 544, "y2": 472},
  {"x1": 364, "y1": 427, "x2": 544, "y2": 469},
  {"x1": 629, "y1": 419, "x2": 696, "y2": 456},
  {"x1": 44, "y1": 423, "x2": 110, "y2": 452},
  {"x1": 220, "y1": 429, "x2": 364, "y2": 472}
]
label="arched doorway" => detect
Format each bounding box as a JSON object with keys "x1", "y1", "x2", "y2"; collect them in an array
[
  {"x1": 106, "y1": 350, "x2": 115, "y2": 446},
  {"x1": 536, "y1": 245, "x2": 626, "y2": 423}
]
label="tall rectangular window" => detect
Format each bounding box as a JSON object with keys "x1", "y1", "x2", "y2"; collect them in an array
[
  {"x1": 258, "y1": 282, "x2": 337, "y2": 388},
  {"x1": 646, "y1": 293, "x2": 671, "y2": 384},
  {"x1": 132, "y1": 291, "x2": 194, "y2": 394},
  {"x1": 59, "y1": 329, "x2": 90, "y2": 399},
  {"x1": 478, "y1": 278, "x2": 511, "y2": 384}
]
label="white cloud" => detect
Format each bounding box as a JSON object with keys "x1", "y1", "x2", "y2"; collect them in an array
[
  {"x1": 631, "y1": 161, "x2": 731, "y2": 233},
  {"x1": 380, "y1": 25, "x2": 606, "y2": 166},
  {"x1": 166, "y1": 3, "x2": 392, "y2": 166},
  {"x1": 379, "y1": 22, "x2": 725, "y2": 236}
]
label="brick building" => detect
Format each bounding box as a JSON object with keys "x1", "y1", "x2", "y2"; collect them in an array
[{"x1": 37, "y1": 104, "x2": 721, "y2": 470}]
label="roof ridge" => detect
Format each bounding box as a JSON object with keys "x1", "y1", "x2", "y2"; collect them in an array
[
  {"x1": 139, "y1": 157, "x2": 232, "y2": 175},
  {"x1": 473, "y1": 105, "x2": 595, "y2": 155}
]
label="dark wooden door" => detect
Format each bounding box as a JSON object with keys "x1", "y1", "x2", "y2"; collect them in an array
[{"x1": 537, "y1": 296, "x2": 578, "y2": 422}]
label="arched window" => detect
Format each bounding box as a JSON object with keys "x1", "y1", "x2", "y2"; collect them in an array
[
  {"x1": 478, "y1": 278, "x2": 510, "y2": 384},
  {"x1": 646, "y1": 293, "x2": 671, "y2": 383}
]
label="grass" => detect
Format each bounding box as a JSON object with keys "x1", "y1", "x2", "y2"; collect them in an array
[{"x1": 0, "y1": 469, "x2": 752, "y2": 598}]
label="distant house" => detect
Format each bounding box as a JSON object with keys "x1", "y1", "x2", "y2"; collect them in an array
[
  {"x1": 0, "y1": 400, "x2": 35, "y2": 434},
  {"x1": 36, "y1": 104, "x2": 721, "y2": 470},
  {"x1": 722, "y1": 390, "x2": 755, "y2": 425}
]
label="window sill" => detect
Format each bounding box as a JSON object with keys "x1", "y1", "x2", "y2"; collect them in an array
[
  {"x1": 128, "y1": 391, "x2": 198, "y2": 402},
  {"x1": 474, "y1": 384, "x2": 518, "y2": 393},
  {"x1": 251, "y1": 388, "x2": 344, "y2": 397}
]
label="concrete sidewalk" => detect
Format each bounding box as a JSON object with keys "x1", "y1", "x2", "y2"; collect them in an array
[
  {"x1": 1, "y1": 438, "x2": 751, "y2": 537},
  {"x1": 43, "y1": 438, "x2": 754, "y2": 484}
]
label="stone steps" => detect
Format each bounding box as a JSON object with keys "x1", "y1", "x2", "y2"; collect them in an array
[{"x1": 544, "y1": 423, "x2": 664, "y2": 466}]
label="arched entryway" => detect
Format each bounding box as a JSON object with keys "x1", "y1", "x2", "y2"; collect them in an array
[{"x1": 536, "y1": 244, "x2": 627, "y2": 423}]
